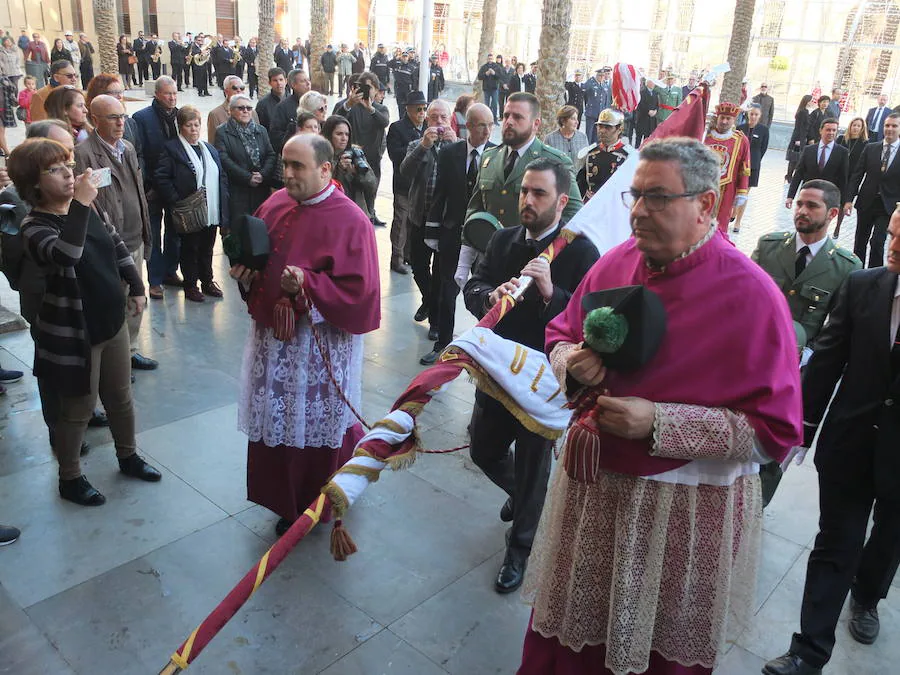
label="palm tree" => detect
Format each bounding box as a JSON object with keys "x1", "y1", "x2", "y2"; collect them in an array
[
  {"x1": 310, "y1": 0, "x2": 331, "y2": 92},
  {"x1": 257, "y1": 0, "x2": 276, "y2": 97},
  {"x1": 721, "y1": 0, "x2": 757, "y2": 103},
  {"x1": 92, "y1": 0, "x2": 118, "y2": 76},
  {"x1": 474, "y1": 0, "x2": 498, "y2": 101},
  {"x1": 534, "y1": 0, "x2": 572, "y2": 137}
]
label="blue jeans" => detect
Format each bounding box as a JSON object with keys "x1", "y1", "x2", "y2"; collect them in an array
[
  {"x1": 147, "y1": 198, "x2": 181, "y2": 286},
  {"x1": 485, "y1": 89, "x2": 499, "y2": 121}
]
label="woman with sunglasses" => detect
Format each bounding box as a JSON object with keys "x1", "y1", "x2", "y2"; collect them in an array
[
  {"x1": 206, "y1": 75, "x2": 257, "y2": 143},
  {"x1": 7, "y1": 138, "x2": 162, "y2": 506},
  {"x1": 155, "y1": 105, "x2": 229, "y2": 302},
  {"x1": 44, "y1": 85, "x2": 92, "y2": 144},
  {"x1": 215, "y1": 94, "x2": 276, "y2": 223},
  {"x1": 298, "y1": 91, "x2": 328, "y2": 124}
]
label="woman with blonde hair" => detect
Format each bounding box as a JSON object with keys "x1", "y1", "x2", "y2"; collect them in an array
[
  {"x1": 299, "y1": 90, "x2": 328, "y2": 123},
  {"x1": 44, "y1": 85, "x2": 92, "y2": 144}
]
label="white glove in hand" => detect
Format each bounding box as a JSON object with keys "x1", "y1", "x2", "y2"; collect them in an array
[
  {"x1": 425, "y1": 239, "x2": 439, "y2": 252},
  {"x1": 455, "y1": 244, "x2": 476, "y2": 289},
  {"x1": 779, "y1": 446, "x2": 809, "y2": 472}
]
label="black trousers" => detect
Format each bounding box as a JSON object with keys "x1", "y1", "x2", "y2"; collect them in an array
[
  {"x1": 137, "y1": 58, "x2": 149, "y2": 83},
  {"x1": 247, "y1": 65, "x2": 258, "y2": 97},
  {"x1": 791, "y1": 470, "x2": 900, "y2": 667},
  {"x1": 150, "y1": 60, "x2": 161, "y2": 80},
  {"x1": 854, "y1": 201, "x2": 890, "y2": 268},
  {"x1": 182, "y1": 60, "x2": 190, "y2": 86},
  {"x1": 192, "y1": 65, "x2": 208, "y2": 94},
  {"x1": 410, "y1": 226, "x2": 440, "y2": 326},
  {"x1": 179, "y1": 225, "x2": 217, "y2": 288},
  {"x1": 433, "y1": 225, "x2": 462, "y2": 349},
  {"x1": 80, "y1": 61, "x2": 94, "y2": 86},
  {"x1": 469, "y1": 390, "x2": 553, "y2": 554}
]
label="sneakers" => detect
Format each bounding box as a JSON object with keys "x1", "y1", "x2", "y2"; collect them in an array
[
  {"x1": 0, "y1": 368, "x2": 23, "y2": 384},
  {"x1": 0, "y1": 524, "x2": 20, "y2": 546}
]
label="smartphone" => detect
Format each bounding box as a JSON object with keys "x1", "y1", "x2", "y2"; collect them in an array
[{"x1": 91, "y1": 167, "x2": 112, "y2": 188}]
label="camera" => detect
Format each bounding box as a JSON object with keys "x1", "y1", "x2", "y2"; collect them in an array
[
  {"x1": 435, "y1": 126, "x2": 444, "y2": 136},
  {"x1": 342, "y1": 146, "x2": 370, "y2": 173},
  {"x1": 354, "y1": 82, "x2": 371, "y2": 100}
]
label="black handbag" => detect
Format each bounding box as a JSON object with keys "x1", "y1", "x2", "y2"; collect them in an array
[
  {"x1": 223, "y1": 214, "x2": 269, "y2": 270},
  {"x1": 170, "y1": 187, "x2": 208, "y2": 234}
]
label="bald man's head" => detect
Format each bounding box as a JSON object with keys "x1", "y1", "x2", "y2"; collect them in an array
[
  {"x1": 90, "y1": 94, "x2": 126, "y2": 144},
  {"x1": 465, "y1": 103, "x2": 494, "y2": 147},
  {"x1": 281, "y1": 134, "x2": 333, "y2": 202}
]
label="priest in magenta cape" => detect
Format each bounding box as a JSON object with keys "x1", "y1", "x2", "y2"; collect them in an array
[
  {"x1": 518, "y1": 138, "x2": 802, "y2": 675},
  {"x1": 236, "y1": 135, "x2": 381, "y2": 533}
]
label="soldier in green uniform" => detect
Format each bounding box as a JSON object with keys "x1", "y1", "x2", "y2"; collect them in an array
[
  {"x1": 751, "y1": 179, "x2": 862, "y2": 506},
  {"x1": 466, "y1": 92, "x2": 583, "y2": 230},
  {"x1": 656, "y1": 72, "x2": 683, "y2": 123}
]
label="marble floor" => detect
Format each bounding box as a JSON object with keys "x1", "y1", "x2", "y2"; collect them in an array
[{"x1": 0, "y1": 85, "x2": 894, "y2": 675}]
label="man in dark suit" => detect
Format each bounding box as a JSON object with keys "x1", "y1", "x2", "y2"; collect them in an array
[
  {"x1": 787, "y1": 118, "x2": 850, "y2": 234},
  {"x1": 763, "y1": 213, "x2": 900, "y2": 675},
  {"x1": 133, "y1": 31, "x2": 148, "y2": 86},
  {"x1": 268, "y1": 69, "x2": 311, "y2": 154},
  {"x1": 844, "y1": 112, "x2": 900, "y2": 267},
  {"x1": 866, "y1": 94, "x2": 890, "y2": 143},
  {"x1": 386, "y1": 90, "x2": 427, "y2": 274},
  {"x1": 168, "y1": 32, "x2": 186, "y2": 91},
  {"x1": 464, "y1": 158, "x2": 600, "y2": 594},
  {"x1": 419, "y1": 103, "x2": 495, "y2": 365}
]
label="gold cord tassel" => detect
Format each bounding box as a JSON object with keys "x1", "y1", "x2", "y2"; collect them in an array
[{"x1": 330, "y1": 519, "x2": 358, "y2": 561}]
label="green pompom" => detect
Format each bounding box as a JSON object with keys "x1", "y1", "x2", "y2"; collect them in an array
[
  {"x1": 222, "y1": 232, "x2": 242, "y2": 261},
  {"x1": 583, "y1": 307, "x2": 628, "y2": 353}
]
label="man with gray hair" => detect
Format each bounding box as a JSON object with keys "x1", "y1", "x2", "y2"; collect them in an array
[
  {"x1": 207, "y1": 75, "x2": 257, "y2": 143},
  {"x1": 400, "y1": 97, "x2": 457, "y2": 336},
  {"x1": 517, "y1": 137, "x2": 803, "y2": 673}
]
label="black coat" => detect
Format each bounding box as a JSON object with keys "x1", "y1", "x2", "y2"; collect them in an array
[
  {"x1": 787, "y1": 141, "x2": 850, "y2": 201},
  {"x1": 523, "y1": 73, "x2": 536, "y2": 93},
  {"x1": 386, "y1": 116, "x2": 424, "y2": 191},
  {"x1": 214, "y1": 122, "x2": 276, "y2": 218},
  {"x1": 635, "y1": 86, "x2": 659, "y2": 136},
  {"x1": 255, "y1": 91, "x2": 282, "y2": 131},
  {"x1": 428, "y1": 140, "x2": 495, "y2": 231},
  {"x1": 463, "y1": 224, "x2": 600, "y2": 350},
  {"x1": 787, "y1": 109, "x2": 810, "y2": 159},
  {"x1": 837, "y1": 134, "x2": 866, "y2": 172},
  {"x1": 154, "y1": 139, "x2": 230, "y2": 231},
  {"x1": 737, "y1": 123, "x2": 770, "y2": 187},
  {"x1": 848, "y1": 141, "x2": 900, "y2": 213},
  {"x1": 268, "y1": 91, "x2": 301, "y2": 153},
  {"x1": 807, "y1": 108, "x2": 830, "y2": 144},
  {"x1": 477, "y1": 62, "x2": 502, "y2": 91},
  {"x1": 804, "y1": 267, "x2": 900, "y2": 497},
  {"x1": 274, "y1": 47, "x2": 293, "y2": 73}
]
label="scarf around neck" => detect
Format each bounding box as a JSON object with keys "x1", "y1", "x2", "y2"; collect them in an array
[
  {"x1": 152, "y1": 98, "x2": 178, "y2": 140},
  {"x1": 177, "y1": 134, "x2": 220, "y2": 226},
  {"x1": 227, "y1": 117, "x2": 261, "y2": 169}
]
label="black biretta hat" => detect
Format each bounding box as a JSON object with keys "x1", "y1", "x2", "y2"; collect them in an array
[{"x1": 580, "y1": 285, "x2": 667, "y2": 371}]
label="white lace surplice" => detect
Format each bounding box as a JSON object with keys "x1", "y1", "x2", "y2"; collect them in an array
[{"x1": 238, "y1": 306, "x2": 364, "y2": 450}]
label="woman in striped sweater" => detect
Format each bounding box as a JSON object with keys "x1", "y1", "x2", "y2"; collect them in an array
[{"x1": 8, "y1": 138, "x2": 162, "y2": 506}]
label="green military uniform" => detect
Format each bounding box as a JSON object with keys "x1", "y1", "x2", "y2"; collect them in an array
[
  {"x1": 751, "y1": 230, "x2": 861, "y2": 507},
  {"x1": 466, "y1": 137, "x2": 583, "y2": 229},
  {"x1": 751, "y1": 231, "x2": 862, "y2": 347},
  {"x1": 656, "y1": 85, "x2": 682, "y2": 123}
]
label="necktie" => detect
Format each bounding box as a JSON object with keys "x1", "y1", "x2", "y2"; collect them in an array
[
  {"x1": 503, "y1": 148, "x2": 518, "y2": 180},
  {"x1": 874, "y1": 107, "x2": 884, "y2": 135},
  {"x1": 882, "y1": 143, "x2": 892, "y2": 173},
  {"x1": 892, "y1": 317, "x2": 900, "y2": 377},
  {"x1": 795, "y1": 246, "x2": 810, "y2": 277},
  {"x1": 818, "y1": 144, "x2": 827, "y2": 170},
  {"x1": 466, "y1": 149, "x2": 479, "y2": 197}
]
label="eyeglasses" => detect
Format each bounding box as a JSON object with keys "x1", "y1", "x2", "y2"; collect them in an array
[
  {"x1": 59, "y1": 72, "x2": 78, "y2": 80},
  {"x1": 230, "y1": 85, "x2": 246, "y2": 91},
  {"x1": 621, "y1": 189, "x2": 703, "y2": 212},
  {"x1": 233, "y1": 106, "x2": 253, "y2": 112},
  {"x1": 316, "y1": 106, "x2": 327, "y2": 112},
  {"x1": 412, "y1": 106, "x2": 426, "y2": 112},
  {"x1": 102, "y1": 113, "x2": 127, "y2": 121},
  {"x1": 42, "y1": 161, "x2": 77, "y2": 176},
  {"x1": 106, "y1": 88, "x2": 125, "y2": 97}
]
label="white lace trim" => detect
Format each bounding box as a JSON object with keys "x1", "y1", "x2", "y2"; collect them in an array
[{"x1": 238, "y1": 319, "x2": 364, "y2": 448}]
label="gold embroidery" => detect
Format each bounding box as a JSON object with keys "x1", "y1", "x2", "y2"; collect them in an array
[
  {"x1": 546, "y1": 386, "x2": 562, "y2": 403},
  {"x1": 510, "y1": 345, "x2": 528, "y2": 374},
  {"x1": 530, "y1": 363, "x2": 546, "y2": 392}
]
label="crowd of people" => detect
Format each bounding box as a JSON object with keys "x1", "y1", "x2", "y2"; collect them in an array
[{"x1": 0, "y1": 25, "x2": 898, "y2": 675}]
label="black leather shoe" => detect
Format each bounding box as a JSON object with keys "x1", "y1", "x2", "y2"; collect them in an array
[
  {"x1": 414, "y1": 304, "x2": 429, "y2": 322},
  {"x1": 88, "y1": 409, "x2": 109, "y2": 427},
  {"x1": 118, "y1": 454, "x2": 162, "y2": 482},
  {"x1": 427, "y1": 327, "x2": 439, "y2": 341},
  {"x1": 495, "y1": 548, "x2": 527, "y2": 594},
  {"x1": 275, "y1": 517, "x2": 294, "y2": 536},
  {"x1": 131, "y1": 353, "x2": 159, "y2": 370},
  {"x1": 59, "y1": 475, "x2": 106, "y2": 506},
  {"x1": 849, "y1": 597, "x2": 879, "y2": 644},
  {"x1": 419, "y1": 349, "x2": 440, "y2": 366},
  {"x1": 500, "y1": 497, "x2": 514, "y2": 522},
  {"x1": 762, "y1": 652, "x2": 822, "y2": 675}
]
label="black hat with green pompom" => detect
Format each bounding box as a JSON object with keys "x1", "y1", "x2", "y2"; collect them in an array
[{"x1": 581, "y1": 285, "x2": 667, "y2": 371}]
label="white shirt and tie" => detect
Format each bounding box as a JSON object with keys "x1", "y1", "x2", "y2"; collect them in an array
[
  {"x1": 872, "y1": 107, "x2": 887, "y2": 137},
  {"x1": 795, "y1": 236, "x2": 828, "y2": 270},
  {"x1": 881, "y1": 139, "x2": 899, "y2": 170},
  {"x1": 816, "y1": 140, "x2": 833, "y2": 169}
]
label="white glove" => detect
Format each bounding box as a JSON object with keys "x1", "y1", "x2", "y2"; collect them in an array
[
  {"x1": 800, "y1": 346, "x2": 813, "y2": 368},
  {"x1": 425, "y1": 238, "x2": 439, "y2": 251},
  {"x1": 779, "y1": 446, "x2": 809, "y2": 472},
  {"x1": 455, "y1": 244, "x2": 476, "y2": 290}
]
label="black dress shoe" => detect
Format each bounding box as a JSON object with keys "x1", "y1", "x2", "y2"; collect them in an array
[
  {"x1": 427, "y1": 327, "x2": 439, "y2": 341},
  {"x1": 131, "y1": 353, "x2": 159, "y2": 370},
  {"x1": 118, "y1": 454, "x2": 162, "y2": 482},
  {"x1": 414, "y1": 304, "x2": 429, "y2": 322},
  {"x1": 500, "y1": 497, "x2": 514, "y2": 522},
  {"x1": 495, "y1": 548, "x2": 527, "y2": 594},
  {"x1": 162, "y1": 273, "x2": 183, "y2": 287},
  {"x1": 762, "y1": 652, "x2": 822, "y2": 675},
  {"x1": 59, "y1": 475, "x2": 106, "y2": 506},
  {"x1": 88, "y1": 409, "x2": 109, "y2": 427},
  {"x1": 849, "y1": 597, "x2": 880, "y2": 644},
  {"x1": 275, "y1": 517, "x2": 294, "y2": 536},
  {"x1": 419, "y1": 349, "x2": 440, "y2": 365}
]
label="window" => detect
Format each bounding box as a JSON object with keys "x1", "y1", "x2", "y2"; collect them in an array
[
  {"x1": 433, "y1": 2, "x2": 449, "y2": 44},
  {"x1": 70, "y1": 0, "x2": 84, "y2": 31},
  {"x1": 116, "y1": 0, "x2": 132, "y2": 35},
  {"x1": 757, "y1": 0, "x2": 786, "y2": 58},
  {"x1": 397, "y1": 0, "x2": 414, "y2": 45},
  {"x1": 216, "y1": 0, "x2": 237, "y2": 40}
]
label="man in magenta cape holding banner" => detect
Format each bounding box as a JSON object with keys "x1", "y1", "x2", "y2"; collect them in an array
[{"x1": 516, "y1": 138, "x2": 802, "y2": 674}]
